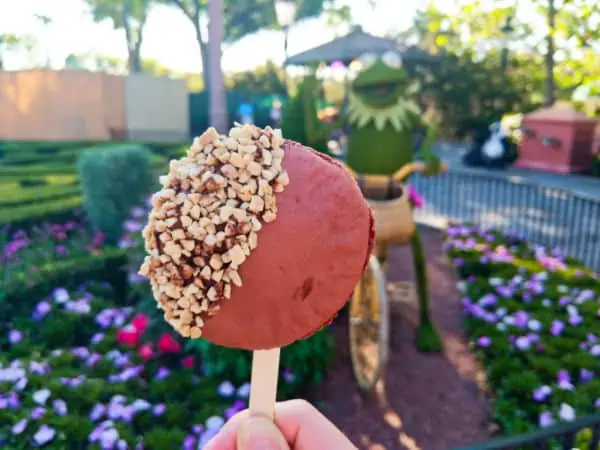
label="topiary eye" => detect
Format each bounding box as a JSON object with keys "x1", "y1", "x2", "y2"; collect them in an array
[
  {"x1": 382, "y1": 51, "x2": 402, "y2": 69},
  {"x1": 358, "y1": 53, "x2": 377, "y2": 69}
]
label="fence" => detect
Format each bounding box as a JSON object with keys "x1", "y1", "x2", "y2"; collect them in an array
[
  {"x1": 453, "y1": 413, "x2": 600, "y2": 449},
  {"x1": 412, "y1": 169, "x2": 600, "y2": 272}
]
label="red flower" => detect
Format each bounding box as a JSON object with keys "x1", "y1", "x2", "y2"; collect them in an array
[
  {"x1": 157, "y1": 333, "x2": 182, "y2": 353},
  {"x1": 131, "y1": 314, "x2": 149, "y2": 335},
  {"x1": 116, "y1": 325, "x2": 140, "y2": 347},
  {"x1": 182, "y1": 355, "x2": 195, "y2": 368},
  {"x1": 138, "y1": 343, "x2": 154, "y2": 360}
]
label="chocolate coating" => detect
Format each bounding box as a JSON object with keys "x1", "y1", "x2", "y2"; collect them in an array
[{"x1": 202, "y1": 140, "x2": 374, "y2": 350}]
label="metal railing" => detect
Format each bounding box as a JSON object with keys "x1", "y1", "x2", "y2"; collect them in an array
[
  {"x1": 412, "y1": 169, "x2": 600, "y2": 272},
  {"x1": 453, "y1": 413, "x2": 600, "y2": 450}
]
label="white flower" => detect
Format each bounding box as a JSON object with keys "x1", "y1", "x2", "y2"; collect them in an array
[
  {"x1": 237, "y1": 382, "x2": 251, "y2": 398},
  {"x1": 52, "y1": 288, "x2": 70, "y2": 304},
  {"x1": 559, "y1": 403, "x2": 575, "y2": 421},
  {"x1": 496, "y1": 323, "x2": 507, "y2": 331},
  {"x1": 456, "y1": 281, "x2": 467, "y2": 293},
  {"x1": 33, "y1": 389, "x2": 51, "y2": 405},
  {"x1": 488, "y1": 277, "x2": 503, "y2": 286},
  {"x1": 542, "y1": 299, "x2": 552, "y2": 307},
  {"x1": 528, "y1": 320, "x2": 542, "y2": 331},
  {"x1": 515, "y1": 336, "x2": 531, "y2": 350},
  {"x1": 218, "y1": 381, "x2": 235, "y2": 397},
  {"x1": 503, "y1": 316, "x2": 515, "y2": 326},
  {"x1": 558, "y1": 285, "x2": 568, "y2": 293},
  {"x1": 205, "y1": 416, "x2": 225, "y2": 430}
]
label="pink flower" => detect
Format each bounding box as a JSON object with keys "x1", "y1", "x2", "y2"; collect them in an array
[
  {"x1": 157, "y1": 333, "x2": 182, "y2": 353},
  {"x1": 116, "y1": 325, "x2": 139, "y2": 347},
  {"x1": 131, "y1": 314, "x2": 149, "y2": 335},
  {"x1": 182, "y1": 356, "x2": 195, "y2": 368},
  {"x1": 138, "y1": 343, "x2": 154, "y2": 360},
  {"x1": 408, "y1": 184, "x2": 424, "y2": 209}
]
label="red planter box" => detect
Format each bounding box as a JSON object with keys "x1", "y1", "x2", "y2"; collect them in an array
[{"x1": 516, "y1": 102, "x2": 597, "y2": 174}]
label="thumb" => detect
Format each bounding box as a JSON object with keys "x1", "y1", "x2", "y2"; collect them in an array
[{"x1": 237, "y1": 415, "x2": 290, "y2": 450}]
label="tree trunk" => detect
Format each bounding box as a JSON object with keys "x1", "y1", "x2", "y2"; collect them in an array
[
  {"x1": 195, "y1": 25, "x2": 210, "y2": 90},
  {"x1": 128, "y1": 46, "x2": 142, "y2": 73},
  {"x1": 208, "y1": 0, "x2": 227, "y2": 132},
  {"x1": 544, "y1": 0, "x2": 555, "y2": 106}
]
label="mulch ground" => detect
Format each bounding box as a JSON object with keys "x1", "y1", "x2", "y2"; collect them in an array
[{"x1": 312, "y1": 227, "x2": 493, "y2": 450}]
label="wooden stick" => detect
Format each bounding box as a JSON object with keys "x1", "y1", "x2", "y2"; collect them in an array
[{"x1": 249, "y1": 348, "x2": 281, "y2": 419}]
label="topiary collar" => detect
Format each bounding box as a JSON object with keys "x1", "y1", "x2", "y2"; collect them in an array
[{"x1": 347, "y1": 90, "x2": 421, "y2": 132}]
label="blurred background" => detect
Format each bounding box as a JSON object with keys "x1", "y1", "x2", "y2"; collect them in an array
[{"x1": 1, "y1": 1, "x2": 600, "y2": 449}]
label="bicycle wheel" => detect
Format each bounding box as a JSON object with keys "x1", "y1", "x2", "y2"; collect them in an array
[{"x1": 349, "y1": 254, "x2": 390, "y2": 391}]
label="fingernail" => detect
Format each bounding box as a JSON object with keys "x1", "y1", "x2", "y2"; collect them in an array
[{"x1": 238, "y1": 416, "x2": 288, "y2": 450}]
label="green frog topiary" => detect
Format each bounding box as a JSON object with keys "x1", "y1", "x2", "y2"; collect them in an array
[{"x1": 345, "y1": 51, "x2": 443, "y2": 352}]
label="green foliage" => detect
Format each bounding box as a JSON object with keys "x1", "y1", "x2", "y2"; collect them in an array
[
  {"x1": 0, "y1": 195, "x2": 82, "y2": 226},
  {"x1": 78, "y1": 145, "x2": 152, "y2": 244},
  {"x1": 226, "y1": 61, "x2": 286, "y2": 95},
  {"x1": 281, "y1": 75, "x2": 329, "y2": 154},
  {"x1": 444, "y1": 223, "x2": 600, "y2": 437}
]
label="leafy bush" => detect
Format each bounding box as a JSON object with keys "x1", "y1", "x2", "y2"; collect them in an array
[
  {"x1": 281, "y1": 74, "x2": 330, "y2": 154},
  {"x1": 0, "y1": 185, "x2": 80, "y2": 208},
  {"x1": 78, "y1": 145, "x2": 152, "y2": 245},
  {"x1": 444, "y1": 223, "x2": 600, "y2": 437}
]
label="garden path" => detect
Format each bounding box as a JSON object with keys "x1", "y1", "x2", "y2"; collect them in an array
[{"x1": 313, "y1": 227, "x2": 492, "y2": 450}]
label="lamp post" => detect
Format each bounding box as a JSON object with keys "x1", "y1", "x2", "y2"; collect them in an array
[
  {"x1": 275, "y1": 0, "x2": 297, "y2": 95},
  {"x1": 500, "y1": 15, "x2": 514, "y2": 84}
]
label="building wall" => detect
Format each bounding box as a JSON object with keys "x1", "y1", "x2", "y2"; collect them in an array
[{"x1": 0, "y1": 70, "x2": 188, "y2": 142}]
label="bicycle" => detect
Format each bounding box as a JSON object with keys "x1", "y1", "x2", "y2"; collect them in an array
[{"x1": 344, "y1": 161, "x2": 447, "y2": 391}]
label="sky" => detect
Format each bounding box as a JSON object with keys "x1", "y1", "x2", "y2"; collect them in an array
[{"x1": 0, "y1": 0, "x2": 427, "y2": 74}]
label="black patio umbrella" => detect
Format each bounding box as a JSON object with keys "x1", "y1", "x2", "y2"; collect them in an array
[{"x1": 284, "y1": 25, "x2": 433, "y2": 66}]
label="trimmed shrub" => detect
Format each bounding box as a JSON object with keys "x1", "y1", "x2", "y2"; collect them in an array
[
  {"x1": 18, "y1": 177, "x2": 48, "y2": 187},
  {"x1": 78, "y1": 145, "x2": 152, "y2": 244}
]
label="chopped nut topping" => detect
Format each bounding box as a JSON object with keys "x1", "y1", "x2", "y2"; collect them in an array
[{"x1": 139, "y1": 123, "x2": 289, "y2": 338}]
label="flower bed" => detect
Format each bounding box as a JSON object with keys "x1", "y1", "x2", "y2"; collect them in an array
[
  {"x1": 0, "y1": 283, "x2": 311, "y2": 449},
  {"x1": 444, "y1": 224, "x2": 600, "y2": 436}
]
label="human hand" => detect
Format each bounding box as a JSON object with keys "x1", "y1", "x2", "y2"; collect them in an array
[{"x1": 204, "y1": 399, "x2": 357, "y2": 450}]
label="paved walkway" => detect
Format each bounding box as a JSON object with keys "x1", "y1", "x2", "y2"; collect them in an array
[
  {"x1": 314, "y1": 228, "x2": 492, "y2": 450},
  {"x1": 434, "y1": 142, "x2": 600, "y2": 199}
]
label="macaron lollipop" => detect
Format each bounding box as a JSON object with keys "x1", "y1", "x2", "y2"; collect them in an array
[{"x1": 139, "y1": 123, "x2": 373, "y2": 417}]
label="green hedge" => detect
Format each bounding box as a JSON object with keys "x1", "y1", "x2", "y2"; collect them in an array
[
  {"x1": 0, "y1": 195, "x2": 82, "y2": 225},
  {"x1": 0, "y1": 184, "x2": 81, "y2": 207},
  {"x1": 1, "y1": 247, "x2": 128, "y2": 320}
]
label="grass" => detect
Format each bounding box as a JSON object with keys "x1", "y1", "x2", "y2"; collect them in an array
[
  {"x1": 444, "y1": 223, "x2": 600, "y2": 443},
  {"x1": 0, "y1": 141, "x2": 186, "y2": 226}
]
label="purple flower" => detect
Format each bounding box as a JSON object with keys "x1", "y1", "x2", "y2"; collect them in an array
[
  {"x1": 55, "y1": 245, "x2": 68, "y2": 256},
  {"x1": 72, "y1": 347, "x2": 90, "y2": 359},
  {"x1": 154, "y1": 366, "x2": 170, "y2": 381},
  {"x1": 533, "y1": 385, "x2": 551, "y2": 402},
  {"x1": 53, "y1": 398, "x2": 68, "y2": 416},
  {"x1": 557, "y1": 370, "x2": 574, "y2": 391},
  {"x1": 131, "y1": 206, "x2": 146, "y2": 218},
  {"x1": 197, "y1": 428, "x2": 220, "y2": 449},
  {"x1": 90, "y1": 403, "x2": 106, "y2": 421},
  {"x1": 205, "y1": 416, "x2": 225, "y2": 430},
  {"x1": 132, "y1": 399, "x2": 151, "y2": 412},
  {"x1": 476, "y1": 336, "x2": 491, "y2": 348},
  {"x1": 183, "y1": 435, "x2": 196, "y2": 450},
  {"x1": 33, "y1": 301, "x2": 52, "y2": 320},
  {"x1": 591, "y1": 345, "x2": 600, "y2": 356},
  {"x1": 86, "y1": 353, "x2": 102, "y2": 367},
  {"x1": 496, "y1": 286, "x2": 513, "y2": 297},
  {"x1": 514, "y1": 311, "x2": 529, "y2": 328},
  {"x1": 153, "y1": 404, "x2": 166, "y2": 416},
  {"x1": 91, "y1": 332, "x2": 105, "y2": 345},
  {"x1": 559, "y1": 403, "x2": 576, "y2": 421},
  {"x1": 8, "y1": 330, "x2": 23, "y2": 344},
  {"x1": 12, "y1": 418, "x2": 28, "y2": 435},
  {"x1": 595, "y1": 399, "x2": 600, "y2": 408},
  {"x1": 60, "y1": 375, "x2": 86, "y2": 388},
  {"x1": 550, "y1": 320, "x2": 564, "y2": 337},
  {"x1": 539, "y1": 411, "x2": 553, "y2": 428},
  {"x1": 225, "y1": 400, "x2": 246, "y2": 420},
  {"x1": 282, "y1": 368, "x2": 296, "y2": 384},
  {"x1": 124, "y1": 220, "x2": 143, "y2": 232},
  {"x1": 29, "y1": 361, "x2": 50, "y2": 375},
  {"x1": 580, "y1": 369, "x2": 594, "y2": 382},
  {"x1": 30, "y1": 407, "x2": 46, "y2": 419},
  {"x1": 65, "y1": 299, "x2": 91, "y2": 314},
  {"x1": 128, "y1": 272, "x2": 146, "y2": 284}
]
